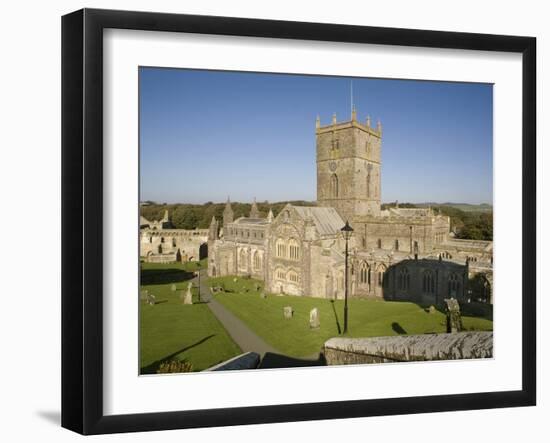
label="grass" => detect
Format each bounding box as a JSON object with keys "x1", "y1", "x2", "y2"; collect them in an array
[
  {"x1": 209, "y1": 276, "x2": 494, "y2": 358},
  {"x1": 139, "y1": 261, "x2": 241, "y2": 373},
  {"x1": 140, "y1": 258, "x2": 207, "y2": 272}
]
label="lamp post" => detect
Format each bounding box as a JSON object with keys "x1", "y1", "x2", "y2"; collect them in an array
[{"x1": 341, "y1": 220, "x2": 354, "y2": 334}]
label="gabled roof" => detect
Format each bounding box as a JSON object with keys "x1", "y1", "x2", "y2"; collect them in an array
[{"x1": 293, "y1": 206, "x2": 345, "y2": 236}]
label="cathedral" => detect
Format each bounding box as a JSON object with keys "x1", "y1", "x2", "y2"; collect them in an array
[{"x1": 207, "y1": 109, "x2": 493, "y2": 305}]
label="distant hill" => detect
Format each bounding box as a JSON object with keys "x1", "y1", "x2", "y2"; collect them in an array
[{"x1": 414, "y1": 202, "x2": 493, "y2": 213}]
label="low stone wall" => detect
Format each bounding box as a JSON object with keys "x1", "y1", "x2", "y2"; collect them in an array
[
  {"x1": 324, "y1": 332, "x2": 493, "y2": 365},
  {"x1": 204, "y1": 352, "x2": 260, "y2": 371}
]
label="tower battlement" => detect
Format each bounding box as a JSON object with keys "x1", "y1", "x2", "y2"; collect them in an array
[{"x1": 316, "y1": 113, "x2": 382, "y2": 137}]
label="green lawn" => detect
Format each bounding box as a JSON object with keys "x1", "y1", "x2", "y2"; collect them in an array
[
  {"x1": 140, "y1": 262, "x2": 241, "y2": 373},
  {"x1": 209, "y1": 276, "x2": 493, "y2": 358},
  {"x1": 140, "y1": 258, "x2": 207, "y2": 272}
]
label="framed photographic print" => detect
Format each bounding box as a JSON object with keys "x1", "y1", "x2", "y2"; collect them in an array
[{"x1": 61, "y1": 8, "x2": 536, "y2": 435}]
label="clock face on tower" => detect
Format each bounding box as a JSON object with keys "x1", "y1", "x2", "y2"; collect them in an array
[{"x1": 329, "y1": 161, "x2": 337, "y2": 172}]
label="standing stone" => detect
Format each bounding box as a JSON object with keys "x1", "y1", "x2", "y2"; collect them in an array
[
  {"x1": 283, "y1": 306, "x2": 293, "y2": 319},
  {"x1": 444, "y1": 298, "x2": 463, "y2": 333},
  {"x1": 184, "y1": 282, "x2": 193, "y2": 305},
  {"x1": 170, "y1": 284, "x2": 177, "y2": 292},
  {"x1": 309, "y1": 308, "x2": 320, "y2": 329}
]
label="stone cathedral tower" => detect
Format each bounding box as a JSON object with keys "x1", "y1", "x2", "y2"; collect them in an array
[{"x1": 316, "y1": 109, "x2": 383, "y2": 222}]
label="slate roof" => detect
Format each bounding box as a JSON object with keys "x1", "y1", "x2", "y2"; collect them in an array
[{"x1": 293, "y1": 206, "x2": 345, "y2": 236}]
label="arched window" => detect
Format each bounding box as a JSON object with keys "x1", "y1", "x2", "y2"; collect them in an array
[
  {"x1": 330, "y1": 173, "x2": 339, "y2": 198},
  {"x1": 423, "y1": 270, "x2": 435, "y2": 294},
  {"x1": 275, "y1": 238, "x2": 287, "y2": 258},
  {"x1": 448, "y1": 273, "x2": 460, "y2": 296},
  {"x1": 366, "y1": 163, "x2": 373, "y2": 199},
  {"x1": 288, "y1": 270, "x2": 299, "y2": 283},
  {"x1": 172, "y1": 237, "x2": 177, "y2": 247},
  {"x1": 394, "y1": 239, "x2": 399, "y2": 251},
  {"x1": 360, "y1": 262, "x2": 369, "y2": 284},
  {"x1": 253, "y1": 251, "x2": 261, "y2": 270},
  {"x1": 275, "y1": 268, "x2": 286, "y2": 280},
  {"x1": 398, "y1": 267, "x2": 410, "y2": 291},
  {"x1": 377, "y1": 238, "x2": 382, "y2": 249},
  {"x1": 157, "y1": 244, "x2": 162, "y2": 254},
  {"x1": 288, "y1": 238, "x2": 300, "y2": 261},
  {"x1": 239, "y1": 248, "x2": 248, "y2": 270}
]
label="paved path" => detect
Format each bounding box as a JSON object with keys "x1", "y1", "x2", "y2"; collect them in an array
[{"x1": 194, "y1": 270, "x2": 278, "y2": 357}]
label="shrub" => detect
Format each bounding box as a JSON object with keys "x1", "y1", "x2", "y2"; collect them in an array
[{"x1": 156, "y1": 360, "x2": 194, "y2": 374}]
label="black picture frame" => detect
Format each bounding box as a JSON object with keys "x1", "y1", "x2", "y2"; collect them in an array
[{"x1": 61, "y1": 8, "x2": 536, "y2": 435}]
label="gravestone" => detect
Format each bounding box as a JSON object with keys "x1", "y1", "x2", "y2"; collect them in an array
[
  {"x1": 146, "y1": 293, "x2": 156, "y2": 305},
  {"x1": 170, "y1": 284, "x2": 177, "y2": 292},
  {"x1": 444, "y1": 298, "x2": 463, "y2": 333},
  {"x1": 426, "y1": 305, "x2": 436, "y2": 314},
  {"x1": 260, "y1": 292, "x2": 267, "y2": 299},
  {"x1": 309, "y1": 308, "x2": 320, "y2": 329},
  {"x1": 140, "y1": 289, "x2": 148, "y2": 301},
  {"x1": 184, "y1": 282, "x2": 193, "y2": 305},
  {"x1": 283, "y1": 306, "x2": 293, "y2": 319}
]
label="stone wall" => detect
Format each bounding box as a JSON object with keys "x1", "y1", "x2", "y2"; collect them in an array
[
  {"x1": 140, "y1": 228, "x2": 208, "y2": 262},
  {"x1": 324, "y1": 332, "x2": 493, "y2": 365}
]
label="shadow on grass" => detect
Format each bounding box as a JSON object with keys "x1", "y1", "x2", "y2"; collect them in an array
[
  {"x1": 140, "y1": 268, "x2": 195, "y2": 285},
  {"x1": 259, "y1": 352, "x2": 327, "y2": 369},
  {"x1": 140, "y1": 334, "x2": 216, "y2": 374},
  {"x1": 330, "y1": 300, "x2": 342, "y2": 335},
  {"x1": 391, "y1": 322, "x2": 407, "y2": 335}
]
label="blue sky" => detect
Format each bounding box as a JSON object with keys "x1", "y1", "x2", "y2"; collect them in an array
[{"x1": 140, "y1": 68, "x2": 493, "y2": 205}]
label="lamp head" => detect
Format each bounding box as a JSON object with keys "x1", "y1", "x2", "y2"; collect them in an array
[{"x1": 341, "y1": 221, "x2": 354, "y2": 240}]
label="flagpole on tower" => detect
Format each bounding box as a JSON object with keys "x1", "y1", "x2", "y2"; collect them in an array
[{"x1": 350, "y1": 80, "x2": 353, "y2": 118}]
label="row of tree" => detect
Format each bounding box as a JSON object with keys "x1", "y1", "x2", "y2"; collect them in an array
[
  {"x1": 140, "y1": 201, "x2": 492, "y2": 241},
  {"x1": 140, "y1": 201, "x2": 316, "y2": 230}
]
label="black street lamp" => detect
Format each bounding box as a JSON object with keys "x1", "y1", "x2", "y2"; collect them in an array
[{"x1": 341, "y1": 220, "x2": 354, "y2": 334}]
